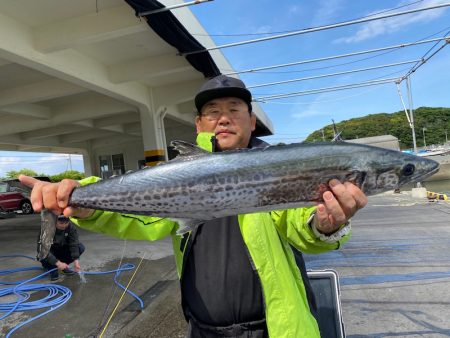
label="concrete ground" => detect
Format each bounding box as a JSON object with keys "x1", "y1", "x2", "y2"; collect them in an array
[
  {"x1": 305, "y1": 192, "x2": 450, "y2": 338},
  {"x1": 1, "y1": 192, "x2": 450, "y2": 337}
]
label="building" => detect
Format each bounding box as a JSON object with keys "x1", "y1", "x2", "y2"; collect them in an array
[
  {"x1": 346, "y1": 135, "x2": 400, "y2": 151},
  {"x1": 0, "y1": 0, "x2": 273, "y2": 178}
]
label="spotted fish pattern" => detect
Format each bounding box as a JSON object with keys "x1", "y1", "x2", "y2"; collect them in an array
[{"x1": 69, "y1": 141, "x2": 439, "y2": 222}]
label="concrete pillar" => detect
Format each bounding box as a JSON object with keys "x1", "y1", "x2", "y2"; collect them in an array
[
  {"x1": 81, "y1": 149, "x2": 94, "y2": 177},
  {"x1": 140, "y1": 106, "x2": 167, "y2": 166}
]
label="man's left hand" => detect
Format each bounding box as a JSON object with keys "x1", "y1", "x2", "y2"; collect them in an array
[{"x1": 313, "y1": 179, "x2": 367, "y2": 234}]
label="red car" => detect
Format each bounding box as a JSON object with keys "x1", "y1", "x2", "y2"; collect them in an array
[{"x1": 0, "y1": 177, "x2": 50, "y2": 214}]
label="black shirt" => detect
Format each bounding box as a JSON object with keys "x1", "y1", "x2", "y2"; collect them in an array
[
  {"x1": 39, "y1": 222, "x2": 81, "y2": 265},
  {"x1": 181, "y1": 216, "x2": 264, "y2": 326}
]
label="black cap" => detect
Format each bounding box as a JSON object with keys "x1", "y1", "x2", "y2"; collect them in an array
[{"x1": 195, "y1": 75, "x2": 252, "y2": 113}]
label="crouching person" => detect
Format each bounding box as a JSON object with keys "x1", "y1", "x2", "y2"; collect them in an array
[{"x1": 39, "y1": 215, "x2": 85, "y2": 281}]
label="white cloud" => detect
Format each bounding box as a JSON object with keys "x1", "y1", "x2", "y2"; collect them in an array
[
  {"x1": 311, "y1": 0, "x2": 344, "y2": 26},
  {"x1": 291, "y1": 109, "x2": 329, "y2": 120},
  {"x1": 335, "y1": 0, "x2": 449, "y2": 43},
  {"x1": 290, "y1": 93, "x2": 334, "y2": 120},
  {"x1": 254, "y1": 25, "x2": 273, "y2": 34},
  {"x1": 288, "y1": 5, "x2": 301, "y2": 15},
  {"x1": 0, "y1": 156, "x2": 22, "y2": 164}
]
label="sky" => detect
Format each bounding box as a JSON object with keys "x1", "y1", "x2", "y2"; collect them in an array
[
  {"x1": 1, "y1": 0, "x2": 449, "y2": 177},
  {"x1": 0, "y1": 152, "x2": 84, "y2": 178},
  {"x1": 189, "y1": 0, "x2": 450, "y2": 144}
]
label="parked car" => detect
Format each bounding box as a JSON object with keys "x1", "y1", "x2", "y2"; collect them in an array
[{"x1": 0, "y1": 177, "x2": 50, "y2": 214}]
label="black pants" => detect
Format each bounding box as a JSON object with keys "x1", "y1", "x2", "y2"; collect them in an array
[
  {"x1": 186, "y1": 324, "x2": 267, "y2": 338},
  {"x1": 40, "y1": 243, "x2": 85, "y2": 270},
  {"x1": 185, "y1": 311, "x2": 267, "y2": 338}
]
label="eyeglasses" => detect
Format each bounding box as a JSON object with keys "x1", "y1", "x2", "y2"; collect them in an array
[{"x1": 201, "y1": 109, "x2": 248, "y2": 122}]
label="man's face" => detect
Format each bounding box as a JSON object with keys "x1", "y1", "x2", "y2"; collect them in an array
[
  {"x1": 195, "y1": 97, "x2": 256, "y2": 151},
  {"x1": 56, "y1": 218, "x2": 69, "y2": 230}
]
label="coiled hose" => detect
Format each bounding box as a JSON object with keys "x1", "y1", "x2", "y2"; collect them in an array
[{"x1": 0, "y1": 254, "x2": 144, "y2": 338}]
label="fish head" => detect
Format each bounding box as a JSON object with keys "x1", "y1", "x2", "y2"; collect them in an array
[{"x1": 358, "y1": 151, "x2": 439, "y2": 195}]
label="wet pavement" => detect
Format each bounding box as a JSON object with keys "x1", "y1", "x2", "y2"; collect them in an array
[
  {"x1": 0, "y1": 214, "x2": 184, "y2": 338},
  {"x1": 1, "y1": 192, "x2": 450, "y2": 337},
  {"x1": 305, "y1": 192, "x2": 450, "y2": 337}
]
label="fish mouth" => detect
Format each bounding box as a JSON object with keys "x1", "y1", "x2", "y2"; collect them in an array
[{"x1": 417, "y1": 163, "x2": 440, "y2": 181}]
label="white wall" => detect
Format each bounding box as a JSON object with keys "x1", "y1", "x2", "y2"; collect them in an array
[{"x1": 92, "y1": 140, "x2": 144, "y2": 176}]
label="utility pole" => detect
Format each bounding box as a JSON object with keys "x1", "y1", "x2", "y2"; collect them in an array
[
  {"x1": 422, "y1": 127, "x2": 427, "y2": 148},
  {"x1": 406, "y1": 76, "x2": 418, "y2": 154},
  {"x1": 321, "y1": 129, "x2": 325, "y2": 141},
  {"x1": 332, "y1": 120, "x2": 337, "y2": 140}
]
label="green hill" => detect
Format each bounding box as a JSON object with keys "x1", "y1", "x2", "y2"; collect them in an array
[{"x1": 305, "y1": 107, "x2": 450, "y2": 149}]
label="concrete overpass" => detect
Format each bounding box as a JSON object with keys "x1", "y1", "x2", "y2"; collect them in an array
[{"x1": 0, "y1": 0, "x2": 273, "y2": 178}]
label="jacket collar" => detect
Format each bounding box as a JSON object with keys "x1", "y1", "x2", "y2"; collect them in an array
[{"x1": 195, "y1": 132, "x2": 268, "y2": 153}]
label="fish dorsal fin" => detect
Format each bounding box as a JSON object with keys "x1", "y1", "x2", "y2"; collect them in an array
[{"x1": 170, "y1": 140, "x2": 210, "y2": 158}]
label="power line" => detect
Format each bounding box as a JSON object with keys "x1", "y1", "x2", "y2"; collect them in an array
[
  {"x1": 254, "y1": 77, "x2": 399, "y2": 102},
  {"x1": 403, "y1": 40, "x2": 450, "y2": 79},
  {"x1": 224, "y1": 36, "x2": 449, "y2": 75},
  {"x1": 239, "y1": 29, "x2": 449, "y2": 104},
  {"x1": 401, "y1": 32, "x2": 450, "y2": 81},
  {"x1": 259, "y1": 86, "x2": 381, "y2": 105},
  {"x1": 190, "y1": 0, "x2": 425, "y2": 37},
  {"x1": 225, "y1": 51, "x2": 397, "y2": 75},
  {"x1": 182, "y1": 2, "x2": 450, "y2": 55},
  {"x1": 420, "y1": 28, "x2": 450, "y2": 60},
  {"x1": 357, "y1": 65, "x2": 414, "y2": 84},
  {"x1": 252, "y1": 67, "x2": 407, "y2": 103},
  {"x1": 247, "y1": 60, "x2": 420, "y2": 89},
  {"x1": 220, "y1": 25, "x2": 450, "y2": 75},
  {"x1": 138, "y1": 0, "x2": 213, "y2": 16},
  {"x1": 251, "y1": 63, "x2": 409, "y2": 95}
]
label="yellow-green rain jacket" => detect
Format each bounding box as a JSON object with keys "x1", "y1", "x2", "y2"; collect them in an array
[{"x1": 72, "y1": 132, "x2": 350, "y2": 338}]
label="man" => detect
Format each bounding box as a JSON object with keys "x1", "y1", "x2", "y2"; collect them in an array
[
  {"x1": 39, "y1": 215, "x2": 84, "y2": 281},
  {"x1": 20, "y1": 75, "x2": 367, "y2": 337}
]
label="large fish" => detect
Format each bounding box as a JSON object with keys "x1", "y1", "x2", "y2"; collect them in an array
[
  {"x1": 65, "y1": 141, "x2": 439, "y2": 231},
  {"x1": 37, "y1": 209, "x2": 57, "y2": 261}
]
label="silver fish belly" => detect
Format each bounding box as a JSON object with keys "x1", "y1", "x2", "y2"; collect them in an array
[{"x1": 69, "y1": 141, "x2": 439, "y2": 223}]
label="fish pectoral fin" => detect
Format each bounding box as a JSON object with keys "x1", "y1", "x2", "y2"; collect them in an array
[
  {"x1": 174, "y1": 218, "x2": 204, "y2": 235},
  {"x1": 170, "y1": 140, "x2": 210, "y2": 158}
]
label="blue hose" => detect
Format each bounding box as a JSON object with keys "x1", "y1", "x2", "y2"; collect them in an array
[
  {"x1": 81, "y1": 263, "x2": 145, "y2": 309},
  {"x1": 0, "y1": 254, "x2": 145, "y2": 337},
  {"x1": 0, "y1": 254, "x2": 44, "y2": 285}
]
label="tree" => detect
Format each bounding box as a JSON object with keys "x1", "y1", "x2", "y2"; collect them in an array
[
  {"x1": 304, "y1": 107, "x2": 450, "y2": 149},
  {"x1": 50, "y1": 170, "x2": 86, "y2": 182},
  {"x1": 5, "y1": 169, "x2": 40, "y2": 179}
]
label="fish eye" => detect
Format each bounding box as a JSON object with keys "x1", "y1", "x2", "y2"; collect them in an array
[{"x1": 402, "y1": 163, "x2": 415, "y2": 176}]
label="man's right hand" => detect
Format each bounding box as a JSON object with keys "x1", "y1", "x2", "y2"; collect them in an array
[{"x1": 18, "y1": 175, "x2": 94, "y2": 218}]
